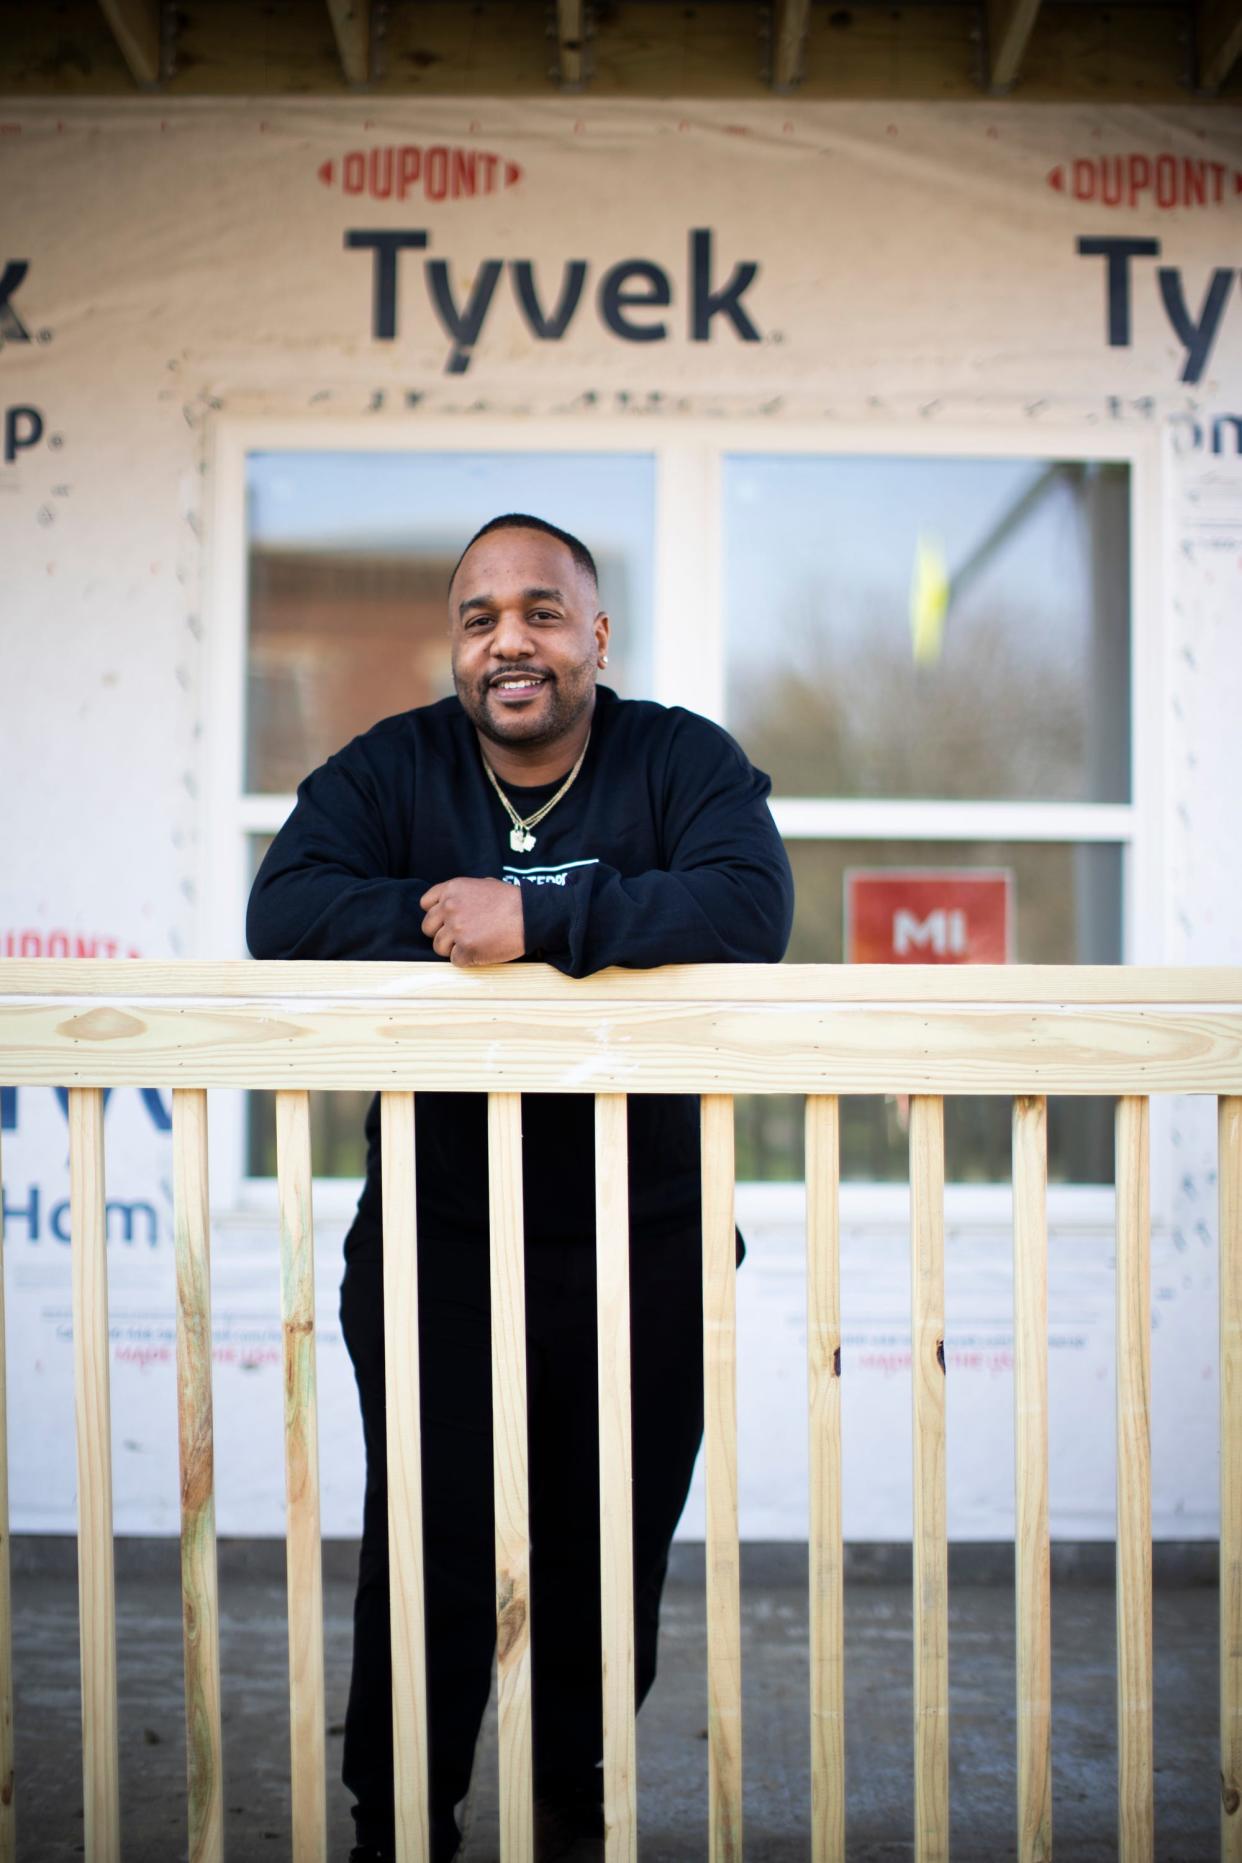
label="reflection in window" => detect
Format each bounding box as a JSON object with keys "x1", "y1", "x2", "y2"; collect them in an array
[
  {"x1": 246, "y1": 450, "x2": 656, "y2": 794},
  {"x1": 247, "y1": 549, "x2": 454, "y2": 795},
  {"x1": 734, "y1": 840, "x2": 1122, "y2": 1187},
  {"x1": 725, "y1": 455, "x2": 1130, "y2": 804}
]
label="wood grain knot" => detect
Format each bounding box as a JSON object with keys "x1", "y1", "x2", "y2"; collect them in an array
[
  {"x1": 180, "y1": 1440, "x2": 214, "y2": 1514},
  {"x1": 1223, "y1": 1772, "x2": 1241, "y2": 1816},
  {"x1": 56, "y1": 1007, "x2": 145, "y2": 1041},
  {"x1": 936, "y1": 1338, "x2": 945, "y2": 1373},
  {"x1": 0, "y1": 1771, "x2": 11, "y2": 1807},
  {"x1": 496, "y1": 1578, "x2": 527, "y2": 1662},
  {"x1": 832, "y1": 1346, "x2": 841, "y2": 1378}
]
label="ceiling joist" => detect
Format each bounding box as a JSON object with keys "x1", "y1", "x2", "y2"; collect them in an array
[
  {"x1": 986, "y1": 0, "x2": 1044, "y2": 90},
  {"x1": 1198, "y1": 0, "x2": 1242, "y2": 90},
  {"x1": 557, "y1": 0, "x2": 587, "y2": 91},
  {"x1": 8, "y1": 1, "x2": 1234, "y2": 101},
  {"x1": 771, "y1": 0, "x2": 812, "y2": 92},
  {"x1": 326, "y1": 0, "x2": 371, "y2": 88},
  {"x1": 96, "y1": 0, "x2": 161, "y2": 88}
]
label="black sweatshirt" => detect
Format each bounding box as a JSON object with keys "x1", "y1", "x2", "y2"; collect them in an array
[{"x1": 246, "y1": 686, "x2": 794, "y2": 1255}]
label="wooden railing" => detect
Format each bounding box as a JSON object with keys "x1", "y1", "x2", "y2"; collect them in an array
[{"x1": 1, "y1": 959, "x2": 1240, "y2": 1863}]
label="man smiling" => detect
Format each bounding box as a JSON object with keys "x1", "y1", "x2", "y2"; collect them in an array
[{"x1": 247, "y1": 513, "x2": 793, "y2": 1861}]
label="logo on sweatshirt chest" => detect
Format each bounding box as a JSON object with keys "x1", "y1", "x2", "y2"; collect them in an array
[{"x1": 501, "y1": 858, "x2": 599, "y2": 889}]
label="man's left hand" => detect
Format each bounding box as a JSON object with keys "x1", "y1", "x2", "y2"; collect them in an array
[{"x1": 419, "y1": 877, "x2": 525, "y2": 966}]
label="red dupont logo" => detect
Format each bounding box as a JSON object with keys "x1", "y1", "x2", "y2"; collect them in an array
[
  {"x1": 1048, "y1": 153, "x2": 1242, "y2": 210},
  {"x1": 318, "y1": 145, "x2": 522, "y2": 203}
]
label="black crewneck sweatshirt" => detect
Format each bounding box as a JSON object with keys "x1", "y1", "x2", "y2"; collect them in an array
[{"x1": 246, "y1": 686, "x2": 793, "y2": 1254}]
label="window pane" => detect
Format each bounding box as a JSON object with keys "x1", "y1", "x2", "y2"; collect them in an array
[
  {"x1": 246, "y1": 450, "x2": 655, "y2": 794},
  {"x1": 786, "y1": 841, "x2": 1122, "y2": 969},
  {"x1": 735, "y1": 840, "x2": 1122, "y2": 1186},
  {"x1": 725, "y1": 455, "x2": 1130, "y2": 803}
]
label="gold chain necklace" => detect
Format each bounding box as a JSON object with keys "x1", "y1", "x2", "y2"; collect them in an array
[{"x1": 481, "y1": 730, "x2": 591, "y2": 854}]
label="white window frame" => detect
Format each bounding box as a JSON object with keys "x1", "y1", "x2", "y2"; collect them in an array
[{"x1": 202, "y1": 416, "x2": 1164, "y2": 1230}]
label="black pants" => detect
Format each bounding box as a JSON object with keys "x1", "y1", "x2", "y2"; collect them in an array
[{"x1": 339, "y1": 1226, "x2": 706, "y2": 1850}]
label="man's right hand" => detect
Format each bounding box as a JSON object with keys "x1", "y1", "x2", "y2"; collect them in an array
[{"x1": 419, "y1": 877, "x2": 526, "y2": 966}]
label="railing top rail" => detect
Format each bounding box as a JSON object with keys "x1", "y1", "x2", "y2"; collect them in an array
[
  {"x1": 2, "y1": 959, "x2": 1242, "y2": 1008},
  {"x1": 3, "y1": 961, "x2": 1242, "y2": 1095}
]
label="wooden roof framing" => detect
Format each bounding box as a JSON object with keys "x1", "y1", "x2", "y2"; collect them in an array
[
  {"x1": 986, "y1": 0, "x2": 1045, "y2": 91},
  {"x1": 771, "y1": 0, "x2": 812, "y2": 91},
  {"x1": 2, "y1": 0, "x2": 1230, "y2": 100},
  {"x1": 95, "y1": 0, "x2": 162, "y2": 88},
  {"x1": 1199, "y1": 0, "x2": 1242, "y2": 90},
  {"x1": 557, "y1": 0, "x2": 588, "y2": 90},
  {"x1": 325, "y1": 0, "x2": 371, "y2": 87}
]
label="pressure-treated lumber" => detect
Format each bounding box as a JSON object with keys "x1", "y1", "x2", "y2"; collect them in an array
[
  {"x1": 380, "y1": 1093, "x2": 430, "y2": 1863},
  {"x1": 910, "y1": 1096, "x2": 948, "y2": 1863},
  {"x1": 7, "y1": 983, "x2": 1242, "y2": 1096},
  {"x1": 1115, "y1": 1097, "x2": 1153, "y2": 1861},
  {"x1": 1220, "y1": 1097, "x2": 1242, "y2": 1860},
  {"x1": 806, "y1": 1097, "x2": 844, "y2": 1863},
  {"x1": 702, "y1": 1095, "x2": 742, "y2": 1863},
  {"x1": 97, "y1": 0, "x2": 161, "y2": 85},
  {"x1": 489, "y1": 1093, "x2": 534, "y2": 1861},
  {"x1": 1199, "y1": 0, "x2": 1242, "y2": 90},
  {"x1": 11, "y1": 957, "x2": 1241, "y2": 1001},
  {"x1": 325, "y1": 0, "x2": 370, "y2": 86},
  {"x1": 557, "y1": 0, "x2": 586, "y2": 88},
  {"x1": 275, "y1": 1091, "x2": 327, "y2": 1863},
  {"x1": 172, "y1": 1090, "x2": 223, "y2": 1863},
  {"x1": 1012, "y1": 1098, "x2": 1052, "y2": 1863},
  {"x1": 0, "y1": 1130, "x2": 14, "y2": 1863},
  {"x1": 69, "y1": 1087, "x2": 121, "y2": 1863},
  {"x1": 986, "y1": 0, "x2": 1044, "y2": 90},
  {"x1": 772, "y1": 0, "x2": 811, "y2": 89},
  {"x1": 595, "y1": 1096, "x2": 637, "y2": 1863}
]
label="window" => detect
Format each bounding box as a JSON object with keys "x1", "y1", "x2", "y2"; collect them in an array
[
  {"x1": 726, "y1": 455, "x2": 1130, "y2": 805},
  {"x1": 723, "y1": 452, "x2": 1133, "y2": 1187}
]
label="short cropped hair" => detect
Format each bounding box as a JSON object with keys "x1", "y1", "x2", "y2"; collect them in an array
[{"x1": 448, "y1": 513, "x2": 599, "y2": 595}]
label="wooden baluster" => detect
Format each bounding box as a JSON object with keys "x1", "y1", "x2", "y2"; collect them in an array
[
  {"x1": 1222, "y1": 1097, "x2": 1242, "y2": 1862},
  {"x1": 595, "y1": 1095, "x2": 637, "y2": 1863},
  {"x1": 489, "y1": 1093, "x2": 534, "y2": 1862},
  {"x1": 910, "y1": 1095, "x2": 948, "y2": 1863},
  {"x1": 806, "y1": 1096, "x2": 844, "y2": 1863},
  {"x1": 172, "y1": 1090, "x2": 223, "y2": 1863},
  {"x1": 0, "y1": 1127, "x2": 14, "y2": 1862},
  {"x1": 380, "y1": 1092, "x2": 430, "y2": 1863},
  {"x1": 702, "y1": 1094, "x2": 742, "y2": 1863},
  {"x1": 1115, "y1": 1096, "x2": 1153, "y2": 1861},
  {"x1": 275, "y1": 1090, "x2": 326, "y2": 1863},
  {"x1": 68, "y1": 1087, "x2": 120, "y2": 1863},
  {"x1": 1012, "y1": 1097, "x2": 1052, "y2": 1863}
]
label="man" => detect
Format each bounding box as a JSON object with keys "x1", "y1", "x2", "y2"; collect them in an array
[{"x1": 247, "y1": 513, "x2": 793, "y2": 1861}]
